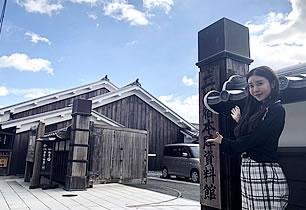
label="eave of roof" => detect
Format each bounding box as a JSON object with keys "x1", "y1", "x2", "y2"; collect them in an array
[
  {"x1": 0, "y1": 106, "x2": 123, "y2": 133},
  {"x1": 276, "y1": 62, "x2": 306, "y2": 76},
  {"x1": 0, "y1": 78, "x2": 118, "y2": 116},
  {"x1": 42, "y1": 126, "x2": 71, "y2": 140},
  {"x1": 180, "y1": 128, "x2": 199, "y2": 139},
  {"x1": 279, "y1": 74, "x2": 306, "y2": 90}
]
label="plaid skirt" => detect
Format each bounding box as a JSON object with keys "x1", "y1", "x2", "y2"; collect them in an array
[{"x1": 241, "y1": 157, "x2": 289, "y2": 210}]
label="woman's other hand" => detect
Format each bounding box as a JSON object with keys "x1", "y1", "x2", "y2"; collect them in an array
[
  {"x1": 231, "y1": 105, "x2": 241, "y2": 123},
  {"x1": 206, "y1": 132, "x2": 223, "y2": 144}
]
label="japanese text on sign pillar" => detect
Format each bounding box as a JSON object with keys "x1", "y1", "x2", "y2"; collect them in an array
[{"x1": 201, "y1": 68, "x2": 218, "y2": 201}]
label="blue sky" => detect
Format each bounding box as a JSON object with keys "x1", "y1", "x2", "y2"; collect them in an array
[{"x1": 0, "y1": 0, "x2": 305, "y2": 123}]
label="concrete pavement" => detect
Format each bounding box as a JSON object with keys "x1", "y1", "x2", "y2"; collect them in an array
[{"x1": 0, "y1": 176, "x2": 200, "y2": 210}]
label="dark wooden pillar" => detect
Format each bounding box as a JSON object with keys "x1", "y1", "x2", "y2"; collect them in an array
[
  {"x1": 196, "y1": 18, "x2": 253, "y2": 210},
  {"x1": 65, "y1": 99, "x2": 92, "y2": 191},
  {"x1": 30, "y1": 122, "x2": 45, "y2": 188},
  {"x1": 24, "y1": 126, "x2": 37, "y2": 182}
]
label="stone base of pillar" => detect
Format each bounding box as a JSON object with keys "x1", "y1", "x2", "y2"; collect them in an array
[{"x1": 64, "y1": 175, "x2": 87, "y2": 191}]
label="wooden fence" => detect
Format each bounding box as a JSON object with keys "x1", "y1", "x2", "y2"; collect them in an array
[
  {"x1": 88, "y1": 124, "x2": 148, "y2": 183},
  {"x1": 52, "y1": 140, "x2": 69, "y2": 184}
]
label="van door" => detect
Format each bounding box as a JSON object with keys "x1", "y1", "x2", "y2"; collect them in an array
[
  {"x1": 167, "y1": 146, "x2": 182, "y2": 175},
  {"x1": 176, "y1": 146, "x2": 192, "y2": 177}
]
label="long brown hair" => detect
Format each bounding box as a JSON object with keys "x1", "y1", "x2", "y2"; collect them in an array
[{"x1": 234, "y1": 66, "x2": 280, "y2": 137}]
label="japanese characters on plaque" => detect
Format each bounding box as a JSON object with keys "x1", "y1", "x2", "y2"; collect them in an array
[
  {"x1": 41, "y1": 142, "x2": 53, "y2": 172},
  {"x1": 199, "y1": 66, "x2": 221, "y2": 209},
  {"x1": 26, "y1": 126, "x2": 37, "y2": 162}
]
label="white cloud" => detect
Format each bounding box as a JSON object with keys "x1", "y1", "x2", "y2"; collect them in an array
[
  {"x1": 143, "y1": 0, "x2": 173, "y2": 14},
  {"x1": 182, "y1": 76, "x2": 196, "y2": 86},
  {"x1": 125, "y1": 40, "x2": 137, "y2": 46},
  {"x1": 25, "y1": 32, "x2": 51, "y2": 45},
  {"x1": 0, "y1": 86, "x2": 8, "y2": 96},
  {"x1": 0, "y1": 53, "x2": 54, "y2": 74},
  {"x1": 15, "y1": 0, "x2": 172, "y2": 26},
  {"x1": 88, "y1": 14, "x2": 97, "y2": 20},
  {"x1": 159, "y1": 94, "x2": 199, "y2": 123},
  {"x1": 103, "y1": 0, "x2": 149, "y2": 25},
  {"x1": 247, "y1": 0, "x2": 306, "y2": 70},
  {"x1": 9, "y1": 87, "x2": 58, "y2": 99},
  {"x1": 70, "y1": 0, "x2": 98, "y2": 4},
  {"x1": 96, "y1": 23, "x2": 100, "y2": 27},
  {"x1": 16, "y1": 0, "x2": 63, "y2": 16},
  {"x1": 24, "y1": 89, "x2": 54, "y2": 98}
]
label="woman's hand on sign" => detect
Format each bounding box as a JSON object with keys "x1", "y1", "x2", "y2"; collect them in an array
[
  {"x1": 231, "y1": 105, "x2": 241, "y2": 123},
  {"x1": 206, "y1": 132, "x2": 223, "y2": 144}
]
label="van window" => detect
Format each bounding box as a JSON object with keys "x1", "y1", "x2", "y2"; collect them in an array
[
  {"x1": 164, "y1": 145, "x2": 199, "y2": 158},
  {"x1": 164, "y1": 146, "x2": 185, "y2": 157},
  {"x1": 163, "y1": 147, "x2": 172, "y2": 156},
  {"x1": 189, "y1": 146, "x2": 199, "y2": 158}
]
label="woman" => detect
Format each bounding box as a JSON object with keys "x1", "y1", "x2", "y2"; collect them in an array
[{"x1": 207, "y1": 66, "x2": 289, "y2": 210}]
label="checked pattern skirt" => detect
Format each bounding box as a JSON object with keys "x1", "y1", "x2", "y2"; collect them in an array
[{"x1": 241, "y1": 157, "x2": 289, "y2": 210}]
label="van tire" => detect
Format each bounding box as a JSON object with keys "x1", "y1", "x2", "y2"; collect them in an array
[
  {"x1": 190, "y1": 169, "x2": 199, "y2": 183},
  {"x1": 161, "y1": 167, "x2": 169, "y2": 178}
]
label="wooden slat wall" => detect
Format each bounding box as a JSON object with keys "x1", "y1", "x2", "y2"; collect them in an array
[
  {"x1": 94, "y1": 95, "x2": 184, "y2": 170},
  {"x1": 12, "y1": 88, "x2": 109, "y2": 120},
  {"x1": 90, "y1": 127, "x2": 113, "y2": 180},
  {"x1": 10, "y1": 131, "x2": 30, "y2": 175},
  {"x1": 89, "y1": 125, "x2": 148, "y2": 183},
  {"x1": 45, "y1": 120, "x2": 71, "y2": 133},
  {"x1": 9, "y1": 120, "x2": 71, "y2": 175}
]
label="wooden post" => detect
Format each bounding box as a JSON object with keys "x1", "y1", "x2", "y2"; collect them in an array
[
  {"x1": 30, "y1": 122, "x2": 45, "y2": 188},
  {"x1": 24, "y1": 162, "x2": 33, "y2": 182},
  {"x1": 24, "y1": 125, "x2": 39, "y2": 182},
  {"x1": 65, "y1": 99, "x2": 92, "y2": 191},
  {"x1": 196, "y1": 18, "x2": 253, "y2": 210}
]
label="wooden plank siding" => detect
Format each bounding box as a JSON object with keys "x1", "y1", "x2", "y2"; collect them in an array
[
  {"x1": 44, "y1": 120, "x2": 72, "y2": 134},
  {"x1": 11, "y1": 88, "x2": 109, "y2": 120},
  {"x1": 10, "y1": 131, "x2": 30, "y2": 175},
  {"x1": 9, "y1": 120, "x2": 71, "y2": 175},
  {"x1": 89, "y1": 125, "x2": 148, "y2": 183},
  {"x1": 93, "y1": 95, "x2": 184, "y2": 170}
]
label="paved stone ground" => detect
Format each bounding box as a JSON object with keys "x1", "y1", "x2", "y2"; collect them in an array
[
  {"x1": 125, "y1": 177, "x2": 200, "y2": 202},
  {"x1": 0, "y1": 176, "x2": 200, "y2": 210}
]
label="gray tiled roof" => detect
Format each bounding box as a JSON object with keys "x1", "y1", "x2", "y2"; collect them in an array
[
  {"x1": 181, "y1": 128, "x2": 199, "y2": 139},
  {"x1": 42, "y1": 126, "x2": 71, "y2": 140},
  {"x1": 204, "y1": 63, "x2": 306, "y2": 113}
]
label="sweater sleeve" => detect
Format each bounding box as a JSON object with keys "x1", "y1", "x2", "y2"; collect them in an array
[{"x1": 220, "y1": 104, "x2": 285, "y2": 156}]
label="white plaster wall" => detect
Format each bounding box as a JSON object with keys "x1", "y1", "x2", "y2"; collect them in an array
[{"x1": 279, "y1": 101, "x2": 306, "y2": 147}]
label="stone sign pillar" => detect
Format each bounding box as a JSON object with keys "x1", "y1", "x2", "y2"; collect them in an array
[
  {"x1": 196, "y1": 18, "x2": 253, "y2": 210},
  {"x1": 65, "y1": 99, "x2": 92, "y2": 191}
]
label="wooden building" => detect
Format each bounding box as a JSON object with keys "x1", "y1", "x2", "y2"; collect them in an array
[
  {"x1": 204, "y1": 63, "x2": 306, "y2": 209},
  {"x1": 0, "y1": 76, "x2": 198, "y2": 175}
]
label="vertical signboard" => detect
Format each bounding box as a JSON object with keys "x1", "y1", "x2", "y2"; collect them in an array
[
  {"x1": 41, "y1": 141, "x2": 53, "y2": 173},
  {"x1": 199, "y1": 65, "x2": 221, "y2": 209},
  {"x1": 197, "y1": 18, "x2": 252, "y2": 210},
  {"x1": 26, "y1": 126, "x2": 37, "y2": 162}
]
